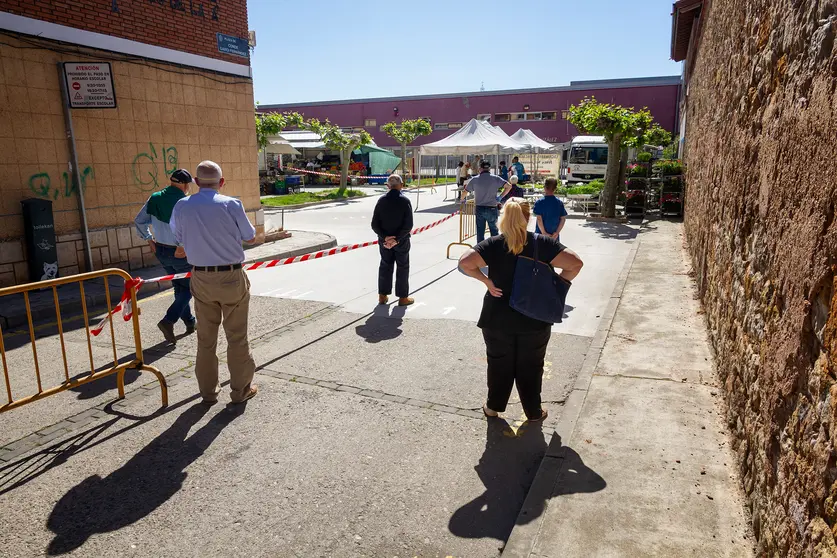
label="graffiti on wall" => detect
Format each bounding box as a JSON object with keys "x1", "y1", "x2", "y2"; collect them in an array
[
  {"x1": 26, "y1": 141, "x2": 180, "y2": 200},
  {"x1": 131, "y1": 143, "x2": 179, "y2": 191},
  {"x1": 112, "y1": 0, "x2": 219, "y2": 20},
  {"x1": 28, "y1": 166, "x2": 95, "y2": 200}
]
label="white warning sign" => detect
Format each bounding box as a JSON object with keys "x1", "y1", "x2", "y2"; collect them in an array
[{"x1": 62, "y1": 62, "x2": 116, "y2": 109}]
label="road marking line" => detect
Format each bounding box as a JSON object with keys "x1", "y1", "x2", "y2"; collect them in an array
[
  {"x1": 406, "y1": 302, "x2": 426, "y2": 312},
  {"x1": 276, "y1": 289, "x2": 297, "y2": 297},
  {"x1": 292, "y1": 291, "x2": 313, "y2": 299},
  {"x1": 442, "y1": 306, "x2": 456, "y2": 315},
  {"x1": 261, "y1": 286, "x2": 286, "y2": 296}
]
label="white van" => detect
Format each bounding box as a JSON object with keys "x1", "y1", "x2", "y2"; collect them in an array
[{"x1": 566, "y1": 136, "x2": 608, "y2": 183}]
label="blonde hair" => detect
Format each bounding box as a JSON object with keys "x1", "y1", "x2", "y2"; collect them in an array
[{"x1": 499, "y1": 198, "x2": 531, "y2": 255}]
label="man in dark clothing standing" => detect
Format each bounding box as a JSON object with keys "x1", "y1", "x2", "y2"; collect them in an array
[{"x1": 371, "y1": 174, "x2": 414, "y2": 307}]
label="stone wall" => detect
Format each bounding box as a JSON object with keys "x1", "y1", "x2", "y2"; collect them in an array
[
  {"x1": 683, "y1": 1, "x2": 837, "y2": 555},
  {"x1": 0, "y1": 33, "x2": 262, "y2": 286}
]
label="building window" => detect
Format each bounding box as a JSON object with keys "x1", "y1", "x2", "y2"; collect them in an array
[
  {"x1": 364, "y1": 118, "x2": 376, "y2": 127},
  {"x1": 511, "y1": 112, "x2": 526, "y2": 121},
  {"x1": 418, "y1": 116, "x2": 432, "y2": 123},
  {"x1": 476, "y1": 113, "x2": 491, "y2": 121},
  {"x1": 561, "y1": 110, "x2": 570, "y2": 120},
  {"x1": 494, "y1": 113, "x2": 511, "y2": 122},
  {"x1": 434, "y1": 123, "x2": 448, "y2": 130},
  {"x1": 352, "y1": 127, "x2": 365, "y2": 133},
  {"x1": 447, "y1": 122, "x2": 463, "y2": 129},
  {"x1": 541, "y1": 111, "x2": 557, "y2": 121}
]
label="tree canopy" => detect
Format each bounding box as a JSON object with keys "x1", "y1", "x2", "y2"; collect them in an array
[
  {"x1": 381, "y1": 119, "x2": 433, "y2": 146},
  {"x1": 255, "y1": 111, "x2": 304, "y2": 150},
  {"x1": 567, "y1": 97, "x2": 653, "y2": 147}
]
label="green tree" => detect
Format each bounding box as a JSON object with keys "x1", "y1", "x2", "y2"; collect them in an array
[
  {"x1": 568, "y1": 98, "x2": 653, "y2": 217},
  {"x1": 255, "y1": 111, "x2": 304, "y2": 170},
  {"x1": 301, "y1": 118, "x2": 372, "y2": 196},
  {"x1": 381, "y1": 119, "x2": 433, "y2": 181}
]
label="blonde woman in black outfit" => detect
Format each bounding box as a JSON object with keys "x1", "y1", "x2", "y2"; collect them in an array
[{"x1": 458, "y1": 199, "x2": 583, "y2": 421}]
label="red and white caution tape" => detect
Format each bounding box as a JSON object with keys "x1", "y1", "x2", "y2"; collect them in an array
[
  {"x1": 90, "y1": 211, "x2": 459, "y2": 336},
  {"x1": 287, "y1": 167, "x2": 424, "y2": 180}
]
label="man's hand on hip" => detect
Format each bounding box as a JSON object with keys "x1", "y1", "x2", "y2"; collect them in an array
[
  {"x1": 174, "y1": 246, "x2": 187, "y2": 258},
  {"x1": 147, "y1": 239, "x2": 156, "y2": 253}
]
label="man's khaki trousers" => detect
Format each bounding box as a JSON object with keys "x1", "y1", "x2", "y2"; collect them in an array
[{"x1": 190, "y1": 268, "x2": 255, "y2": 402}]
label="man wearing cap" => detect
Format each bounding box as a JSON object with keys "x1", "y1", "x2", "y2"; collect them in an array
[
  {"x1": 170, "y1": 161, "x2": 259, "y2": 405},
  {"x1": 135, "y1": 168, "x2": 195, "y2": 344},
  {"x1": 465, "y1": 160, "x2": 512, "y2": 242}
]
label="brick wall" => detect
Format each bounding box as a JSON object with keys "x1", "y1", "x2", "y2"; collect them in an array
[
  {"x1": 683, "y1": 1, "x2": 837, "y2": 555},
  {"x1": 0, "y1": 0, "x2": 249, "y2": 65},
  {"x1": 0, "y1": 34, "x2": 261, "y2": 286}
]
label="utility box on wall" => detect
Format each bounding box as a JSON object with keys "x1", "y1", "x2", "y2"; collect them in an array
[{"x1": 21, "y1": 199, "x2": 59, "y2": 283}]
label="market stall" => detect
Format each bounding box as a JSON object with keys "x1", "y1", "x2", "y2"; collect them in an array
[{"x1": 419, "y1": 118, "x2": 529, "y2": 208}]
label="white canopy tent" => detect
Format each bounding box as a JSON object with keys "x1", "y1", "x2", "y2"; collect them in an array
[
  {"x1": 511, "y1": 129, "x2": 556, "y2": 152},
  {"x1": 511, "y1": 129, "x2": 557, "y2": 181},
  {"x1": 265, "y1": 136, "x2": 301, "y2": 156},
  {"x1": 417, "y1": 119, "x2": 529, "y2": 209},
  {"x1": 420, "y1": 118, "x2": 528, "y2": 156}
]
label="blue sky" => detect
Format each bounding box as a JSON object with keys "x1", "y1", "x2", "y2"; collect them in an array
[{"x1": 248, "y1": 0, "x2": 681, "y2": 105}]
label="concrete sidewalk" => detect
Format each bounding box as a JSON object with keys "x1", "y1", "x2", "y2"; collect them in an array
[
  {"x1": 0, "y1": 230, "x2": 335, "y2": 330},
  {"x1": 505, "y1": 219, "x2": 754, "y2": 557}
]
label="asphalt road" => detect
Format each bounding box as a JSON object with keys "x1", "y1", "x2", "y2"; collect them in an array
[{"x1": 0, "y1": 189, "x2": 637, "y2": 557}]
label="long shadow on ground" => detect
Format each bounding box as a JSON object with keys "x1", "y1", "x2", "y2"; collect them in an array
[
  {"x1": 449, "y1": 419, "x2": 605, "y2": 544},
  {"x1": 45, "y1": 402, "x2": 244, "y2": 555}
]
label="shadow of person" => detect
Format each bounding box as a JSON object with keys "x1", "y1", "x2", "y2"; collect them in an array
[
  {"x1": 448, "y1": 418, "x2": 548, "y2": 542},
  {"x1": 354, "y1": 304, "x2": 406, "y2": 343},
  {"x1": 448, "y1": 423, "x2": 606, "y2": 544},
  {"x1": 46, "y1": 402, "x2": 245, "y2": 555}
]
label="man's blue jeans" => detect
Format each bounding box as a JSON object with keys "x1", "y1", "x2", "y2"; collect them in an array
[
  {"x1": 155, "y1": 244, "x2": 195, "y2": 326},
  {"x1": 476, "y1": 206, "x2": 499, "y2": 243}
]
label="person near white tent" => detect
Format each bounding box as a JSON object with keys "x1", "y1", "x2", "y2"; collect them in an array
[
  {"x1": 466, "y1": 160, "x2": 512, "y2": 242},
  {"x1": 498, "y1": 160, "x2": 510, "y2": 181}
]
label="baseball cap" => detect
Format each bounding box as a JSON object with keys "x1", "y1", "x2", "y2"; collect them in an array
[
  {"x1": 479, "y1": 160, "x2": 491, "y2": 169},
  {"x1": 170, "y1": 169, "x2": 193, "y2": 184}
]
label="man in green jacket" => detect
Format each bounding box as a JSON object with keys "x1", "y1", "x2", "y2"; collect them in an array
[{"x1": 134, "y1": 169, "x2": 194, "y2": 344}]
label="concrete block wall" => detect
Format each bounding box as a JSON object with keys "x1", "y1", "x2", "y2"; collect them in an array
[
  {"x1": 0, "y1": 33, "x2": 261, "y2": 286},
  {"x1": 683, "y1": 1, "x2": 837, "y2": 555}
]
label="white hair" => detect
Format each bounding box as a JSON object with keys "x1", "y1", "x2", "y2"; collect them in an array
[
  {"x1": 509, "y1": 175, "x2": 519, "y2": 185},
  {"x1": 195, "y1": 160, "x2": 223, "y2": 187},
  {"x1": 387, "y1": 174, "x2": 403, "y2": 188}
]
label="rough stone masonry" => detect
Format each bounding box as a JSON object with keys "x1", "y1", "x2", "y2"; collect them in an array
[{"x1": 684, "y1": 1, "x2": 837, "y2": 556}]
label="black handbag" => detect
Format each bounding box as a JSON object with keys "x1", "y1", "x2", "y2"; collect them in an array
[{"x1": 509, "y1": 233, "x2": 571, "y2": 324}]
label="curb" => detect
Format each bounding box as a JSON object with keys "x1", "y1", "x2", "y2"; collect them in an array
[
  {"x1": 243, "y1": 234, "x2": 337, "y2": 265},
  {"x1": 0, "y1": 235, "x2": 339, "y2": 330},
  {"x1": 502, "y1": 234, "x2": 642, "y2": 558}
]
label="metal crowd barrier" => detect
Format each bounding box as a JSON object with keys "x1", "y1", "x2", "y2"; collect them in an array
[
  {"x1": 447, "y1": 199, "x2": 476, "y2": 258},
  {"x1": 0, "y1": 269, "x2": 167, "y2": 413}
]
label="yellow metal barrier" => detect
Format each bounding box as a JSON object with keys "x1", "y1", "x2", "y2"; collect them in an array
[
  {"x1": 447, "y1": 199, "x2": 476, "y2": 258},
  {"x1": 0, "y1": 269, "x2": 167, "y2": 413}
]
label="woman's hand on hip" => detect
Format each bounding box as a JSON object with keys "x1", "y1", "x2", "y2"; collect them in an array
[{"x1": 484, "y1": 278, "x2": 503, "y2": 298}]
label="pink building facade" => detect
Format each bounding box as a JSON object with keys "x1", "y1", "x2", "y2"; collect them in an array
[{"x1": 259, "y1": 76, "x2": 682, "y2": 148}]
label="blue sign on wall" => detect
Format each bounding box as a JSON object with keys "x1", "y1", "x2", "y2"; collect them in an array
[{"x1": 216, "y1": 33, "x2": 249, "y2": 58}]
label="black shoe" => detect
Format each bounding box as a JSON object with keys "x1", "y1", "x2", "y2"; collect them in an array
[
  {"x1": 157, "y1": 320, "x2": 176, "y2": 344},
  {"x1": 184, "y1": 320, "x2": 196, "y2": 335}
]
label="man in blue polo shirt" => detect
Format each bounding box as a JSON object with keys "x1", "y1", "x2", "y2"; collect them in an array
[{"x1": 465, "y1": 160, "x2": 512, "y2": 242}]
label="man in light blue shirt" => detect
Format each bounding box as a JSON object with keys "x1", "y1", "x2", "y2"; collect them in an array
[
  {"x1": 135, "y1": 168, "x2": 194, "y2": 344},
  {"x1": 170, "y1": 161, "x2": 258, "y2": 405},
  {"x1": 465, "y1": 160, "x2": 512, "y2": 242}
]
